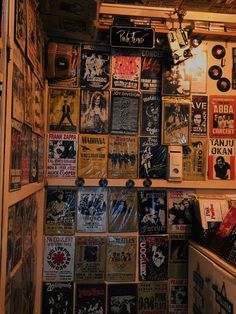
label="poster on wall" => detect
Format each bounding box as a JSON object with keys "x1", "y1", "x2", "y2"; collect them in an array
[
  {"x1": 107, "y1": 284, "x2": 137, "y2": 314},
  {"x1": 76, "y1": 284, "x2": 106, "y2": 314},
  {"x1": 30, "y1": 132, "x2": 38, "y2": 183},
  {"x1": 33, "y1": 74, "x2": 44, "y2": 136},
  {"x1": 169, "y1": 279, "x2": 188, "y2": 314},
  {"x1": 21, "y1": 125, "x2": 32, "y2": 186},
  {"x1": 26, "y1": 0, "x2": 37, "y2": 68},
  {"x1": 191, "y1": 95, "x2": 208, "y2": 137},
  {"x1": 15, "y1": 0, "x2": 27, "y2": 54},
  {"x1": 189, "y1": 50, "x2": 207, "y2": 94},
  {"x1": 10, "y1": 119, "x2": 22, "y2": 190},
  {"x1": 24, "y1": 63, "x2": 34, "y2": 127},
  {"x1": 37, "y1": 135, "x2": 44, "y2": 182}
]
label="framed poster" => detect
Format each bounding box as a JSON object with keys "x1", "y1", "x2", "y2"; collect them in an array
[{"x1": 15, "y1": 0, "x2": 27, "y2": 54}]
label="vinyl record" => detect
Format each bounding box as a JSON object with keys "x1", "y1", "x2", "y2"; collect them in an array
[
  {"x1": 217, "y1": 77, "x2": 231, "y2": 92},
  {"x1": 212, "y1": 45, "x2": 226, "y2": 59},
  {"x1": 208, "y1": 65, "x2": 222, "y2": 80}
]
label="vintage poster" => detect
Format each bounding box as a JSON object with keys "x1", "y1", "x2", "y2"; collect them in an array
[
  {"x1": 188, "y1": 50, "x2": 207, "y2": 94},
  {"x1": 108, "y1": 135, "x2": 138, "y2": 179},
  {"x1": 30, "y1": 132, "x2": 38, "y2": 183},
  {"x1": 45, "y1": 188, "x2": 76, "y2": 235},
  {"x1": 75, "y1": 237, "x2": 106, "y2": 282},
  {"x1": 108, "y1": 283, "x2": 137, "y2": 314},
  {"x1": 33, "y1": 74, "x2": 44, "y2": 136},
  {"x1": 15, "y1": 0, "x2": 27, "y2": 53},
  {"x1": 209, "y1": 95, "x2": 236, "y2": 138},
  {"x1": 139, "y1": 137, "x2": 167, "y2": 179},
  {"x1": 47, "y1": 132, "x2": 77, "y2": 177},
  {"x1": 43, "y1": 235, "x2": 75, "y2": 282},
  {"x1": 26, "y1": 0, "x2": 37, "y2": 68},
  {"x1": 48, "y1": 87, "x2": 78, "y2": 132},
  {"x1": 22, "y1": 196, "x2": 33, "y2": 253},
  {"x1": 42, "y1": 282, "x2": 74, "y2": 314},
  {"x1": 138, "y1": 281, "x2": 168, "y2": 314},
  {"x1": 78, "y1": 134, "x2": 108, "y2": 178},
  {"x1": 140, "y1": 92, "x2": 162, "y2": 138},
  {"x1": 110, "y1": 90, "x2": 139, "y2": 135},
  {"x1": 24, "y1": 63, "x2": 34, "y2": 127},
  {"x1": 8, "y1": 265, "x2": 23, "y2": 314},
  {"x1": 111, "y1": 48, "x2": 141, "y2": 89},
  {"x1": 37, "y1": 135, "x2": 44, "y2": 182},
  {"x1": 34, "y1": 19, "x2": 44, "y2": 85},
  {"x1": 169, "y1": 279, "x2": 188, "y2": 314},
  {"x1": 80, "y1": 89, "x2": 109, "y2": 134},
  {"x1": 108, "y1": 188, "x2": 138, "y2": 233},
  {"x1": 138, "y1": 189, "x2": 167, "y2": 235},
  {"x1": 208, "y1": 138, "x2": 235, "y2": 180},
  {"x1": 191, "y1": 95, "x2": 208, "y2": 137},
  {"x1": 106, "y1": 236, "x2": 136, "y2": 282},
  {"x1": 77, "y1": 187, "x2": 107, "y2": 233},
  {"x1": 80, "y1": 44, "x2": 110, "y2": 89},
  {"x1": 76, "y1": 284, "x2": 106, "y2": 314},
  {"x1": 10, "y1": 119, "x2": 22, "y2": 190},
  {"x1": 162, "y1": 97, "x2": 191, "y2": 145},
  {"x1": 183, "y1": 138, "x2": 208, "y2": 181},
  {"x1": 139, "y1": 235, "x2": 168, "y2": 281},
  {"x1": 21, "y1": 124, "x2": 32, "y2": 186},
  {"x1": 167, "y1": 190, "x2": 194, "y2": 234}
]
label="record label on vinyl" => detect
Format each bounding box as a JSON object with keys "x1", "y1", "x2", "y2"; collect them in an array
[
  {"x1": 208, "y1": 65, "x2": 222, "y2": 80},
  {"x1": 217, "y1": 77, "x2": 231, "y2": 92},
  {"x1": 212, "y1": 45, "x2": 226, "y2": 59}
]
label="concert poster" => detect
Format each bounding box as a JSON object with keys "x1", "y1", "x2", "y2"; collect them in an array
[
  {"x1": 24, "y1": 63, "x2": 34, "y2": 127},
  {"x1": 111, "y1": 48, "x2": 141, "y2": 90},
  {"x1": 30, "y1": 132, "x2": 38, "y2": 183},
  {"x1": 15, "y1": 0, "x2": 27, "y2": 54},
  {"x1": 77, "y1": 187, "x2": 107, "y2": 233},
  {"x1": 76, "y1": 284, "x2": 106, "y2": 314},
  {"x1": 108, "y1": 135, "x2": 138, "y2": 179},
  {"x1": 138, "y1": 189, "x2": 167, "y2": 235},
  {"x1": 33, "y1": 74, "x2": 44, "y2": 136},
  {"x1": 78, "y1": 134, "x2": 108, "y2": 178},
  {"x1": 37, "y1": 135, "x2": 44, "y2": 182},
  {"x1": 191, "y1": 95, "x2": 208, "y2": 137},
  {"x1": 48, "y1": 87, "x2": 78, "y2": 132},
  {"x1": 106, "y1": 236, "x2": 136, "y2": 282},
  {"x1": 43, "y1": 235, "x2": 75, "y2": 282},
  {"x1": 139, "y1": 235, "x2": 168, "y2": 281},
  {"x1": 139, "y1": 137, "x2": 167, "y2": 179},
  {"x1": 75, "y1": 237, "x2": 106, "y2": 282},
  {"x1": 10, "y1": 119, "x2": 22, "y2": 190},
  {"x1": 80, "y1": 44, "x2": 110, "y2": 89},
  {"x1": 26, "y1": 0, "x2": 37, "y2": 68},
  {"x1": 169, "y1": 279, "x2": 188, "y2": 314},
  {"x1": 21, "y1": 124, "x2": 32, "y2": 186},
  {"x1": 45, "y1": 188, "x2": 76, "y2": 235},
  {"x1": 108, "y1": 283, "x2": 137, "y2": 314},
  {"x1": 47, "y1": 132, "x2": 77, "y2": 177}
]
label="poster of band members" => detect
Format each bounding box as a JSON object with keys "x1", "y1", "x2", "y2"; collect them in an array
[
  {"x1": 15, "y1": 0, "x2": 27, "y2": 53},
  {"x1": 110, "y1": 90, "x2": 139, "y2": 135},
  {"x1": 21, "y1": 124, "x2": 32, "y2": 185},
  {"x1": 108, "y1": 135, "x2": 138, "y2": 179},
  {"x1": 42, "y1": 282, "x2": 74, "y2": 314},
  {"x1": 108, "y1": 283, "x2": 137, "y2": 314},
  {"x1": 141, "y1": 92, "x2": 162, "y2": 138},
  {"x1": 76, "y1": 284, "x2": 106, "y2": 314},
  {"x1": 169, "y1": 279, "x2": 188, "y2": 314},
  {"x1": 191, "y1": 95, "x2": 208, "y2": 137},
  {"x1": 48, "y1": 88, "x2": 78, "y2": 131},
  {"x1": 80, "y1": 89, "x2": 109, "y2": 134},
  {"x1": 25, "y1": 63, "x2": 34, "y2": 127},
  {"x1": 75, "y1": 237, "x2": 106, "y2": 282},
  {"x1": 33, "y1": 74, "x2": 44, "y2": 136},
  {"x1": 10, "y1": 119, "x2": 22, "y2": 190},
  {"x1": 80, "y1": 44, "x2": 110, "y2": 89},
  {"x1": 140, "y1": 49, "x2": 162, "y2": 92},
  {"x1": 43, "y1": 236, "x2": 75, "y2": 282},
  {"x1": 162, "y1": 97, "x2": 191, "y2": 145},
  {"x1": 209, "y1": 95, "x2": 236, "y2": 138},
  {"x1": 183, "y1": 138, "x2": 207, "y2": 181},
  {"x1": 106, "y1": 236, "x2": 136, "y2": 282},
  {"x1": 108, "y1": 188, "x2": 138, "y2": 233},
  {"x1": 111, "y1": 48, "x2": 141, "y2": 90},
  {"x1": 78, "y1": 134, "x2": 108, "y2": 178},
  {"x1": 139, "y1": 137, "x2": 167, "y2": 179},
  {"x1": 45, "y1": 188, "x2": 76, "y2": 235},
  {"x1": 77, "y1": 187, "x2": 107, "y2": 233},
  {"x1": 47, "y1": 132, "x2": 77, "y2": 177},
  {"x1": 167, "y1": 190, "x2": 194, "y2": 234},
  {"x1": 138, "y1": 190, "x2": 167, "y2": 235},
  {"x1": 30, "y1": 132, "x2": 38, "y2": 183},
  {"x1": 37, "y1": 135, "x2": 44, "y2": 182},
  {"x1": 138, "y1": 281, "x2": 168, "y2": 314},
  {"x1": 208, "y1": 138, "x2": 235, "y2": 180}
]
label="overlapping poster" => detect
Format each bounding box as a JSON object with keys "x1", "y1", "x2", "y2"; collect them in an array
[
  {"x1": 10, "y1": 119, "x2": 22, "y2": 190},
  {"x1": 108, "y1": 284, "x2": 137, "y2": 314},
  {"x1": 191, "y1": 95, "x2": 208, "y2": 137},
  {"x1": 169, "y1": 279, "x2": 188, "y2": 314},
  {"x1": 76, "y1": 284, "x2": 106, "y2": 314}
]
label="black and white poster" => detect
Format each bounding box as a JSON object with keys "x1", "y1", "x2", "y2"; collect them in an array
[{"x1": 108, "y1": 284, "x2": 137, "y2": 314}]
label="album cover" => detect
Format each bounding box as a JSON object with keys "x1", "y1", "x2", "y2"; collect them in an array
[
  {"x1": 26, "y1": 0, "x2": 37, "y2": 68},
  {"x1": 43, "y1": 236, "x2": 75, "y2": 282},
  {"x1": 108, "y1": 283, "x2": 137, "y2": 314},
  {"x1": 108, "y1": 135, "x2": 138, "y2": 179},
  {"x1": 21, "y1": 124, "x2": 32, "y2": 186},
  {"x1": 80, "y1": 44, "x2": 110, "y2": 89},
  {"x1": 75, "y1": 237, "x2": 106, "y2": 282},
  {"x1": 47, "y1": 132, "x2": 77, "y2": 177},
  {"x1": 138, "y1": 190, "x2": 167, "y2": 235},
  {"x1": 108, "y1": 188, "x2": 138, "y2": 233},
  {"x1": 33, "y1": 74, "x2": 44, "y2": 136},
  {"x1": 208, "y1": 138, "x2": 235, "y2": 180},
  {"x1": 45, "y1": 188, "x2": 76, "y2": 235},
  {"x1": 30, "y1": 132, "x2": 38, "y2": 183},
  {"x1": 37, "y1": 135, "x2": 44, "y2": 182},
  {"x1": 217, "y1": 205, "x2": 236, "y2": 238},
  {"x1": 80, "y1": 89, "x2": 109, "y2": 134},
  {"x1": 10, "y1": 119, "x2": 22, "y2": 190},
  {"x1": 15, "y1": 0, "x2": 27, "y2": 53},
  {"x1": 169, "y1": 279, "x2": 188, "y2": 314},
  {"x1": 106, "y1": 236, "x2": 136, "y2": 282},
  {"x1": 24, "y1": 63, "x2": 34, "y2": 127},
  {"x1": 191, "y1": 95, "x2": 208, "y2": 137},
  {"x1": 139, "y1": 137, "x2": 167, "y2": 179},
  {"x1": 78, "y1": 134, "x2": 108, "y2": 178},
  {"x1": 139, "y1": 235, "x2": 168, "y2": 281},
  {"x1": 77, "y1": 187, "x2": 107, "y2": 233}
]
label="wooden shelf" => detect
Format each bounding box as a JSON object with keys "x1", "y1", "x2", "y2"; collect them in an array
[{"x1": 191, "y1": 29, "x2": 236, "y2": 41}]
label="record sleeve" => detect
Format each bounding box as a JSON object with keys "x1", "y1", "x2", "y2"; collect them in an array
[
  {"x1": 169, "y1": 279, "x2": 188, "y2": 314},
  {"x1": 21, "y1": 124, "x2": 32, "y2": 186},
  {"x1": 191, "y1": 95, "x2": 208, "y2": 137},
  {"x1": 106, "y1": 236, "x2": 136, "y2": 282},
  {"x1": 30, "y1": 132, "x2": 38, "y2": 183},
  {"x1": 108, "y1": 283, "x2": 137, "y2": 314},
  {"x1": 75, "y1": 237, "x2": 106, "y2": 282},
  {"x1": 10, "y1": 119, "x2": 22, "y2": 190}
]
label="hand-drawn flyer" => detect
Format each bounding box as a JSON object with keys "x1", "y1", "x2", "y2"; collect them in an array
[{"x1": 191, "y1": 95, "x2": 208, "y2": 137}]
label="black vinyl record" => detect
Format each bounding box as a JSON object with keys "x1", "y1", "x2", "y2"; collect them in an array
[
  {"x1": 212, "y1": 45, "x2": 226, "y2": 59},
  {"x1": 217, "y1": 77, "x2": 231, "y2": 92},
  {"x1": 208, "y1": 65, "x2": 222, "y2": 80}
]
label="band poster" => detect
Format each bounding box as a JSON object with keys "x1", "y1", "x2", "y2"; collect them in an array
[
  {"x1": 76, "y1": 284, "x2": 106, "y2": 314},
  {"x1": 47, "y1": 132, "x2": 77, "y2": 177},
  {"x1": 15, "y1": 0, "x2": 27, "y2": 54},
  {"x1": 80, "y1": 44, "x2": 110, "y2": 90},
  {"x1": 209, "y1": 95, "x2": 236, "y2": 138},
  {"x1": 10, "y1": 119, "x2": 22, "y2": 190},
  {"x1": 169, "y1": 279, "x2": 188, "y2": 314},
  {"x1": 26, "y1": 0, "x2": 37, "y2": 69},
  {"x1": 25, "y1": 63, "x2": 34, "y2": 127},
  {"x1": 33, "y1": 74, "x2": 44, "y2": 136},
  {"x1": 48, "y1": 87, "x2": 78, "y2": 132},
  {"x1": 108, "y1": 284, "x2": 137, "y2": 314},
  {"x1": 191, "y1": 95, "x2": 208, "y2": 137},
  {"x1": 21, "y1": 124, "x2": 31, "y2": 186}
]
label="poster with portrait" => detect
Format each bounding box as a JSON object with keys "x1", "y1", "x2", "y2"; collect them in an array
[
  {"x1": 33, "y1": 74, "x2": 44, "y2": 136},
  {"x1": 209, "y1": 95, "x2": 236, "y2": 138},
  {"x1": 208, "y1": 138, "x2": 235, "y2": 180},
  {"x1": 191, "y1": 95, "x2": 208, "y2": 137},
  {"x1": 26, "y1": 0, "x2": 37, "y2": 68},
  {"x1": 169, "y1": 279, "x2": 188, "y2": 314},
  {"x1": 76, "y1": 284, "x2": 106, "y2": 314},
  {"x1": 48, "y1": 87, "x2": 78, "y2": 132},
  {"x1": 21, "y1": 124, "x2": 32, "y2": 186},
  {"x1": 15, "y1": 0, "x2": 27, "y2": 54},
  {"x1": 80, "y1": 44, "x2": 110, "y2": 89},
  {"x1": 108, "y1": 284, "x2": 137, "y2": 314},
  {"x1": 10, "y1": 119, "x2": 22, "y2": 191},
  {"x1": 80, "y1": 89, "x2": 109, "y2": 134},
  {"x1": 47, "y1": 132, "x2": 77, "y2": 177}
]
